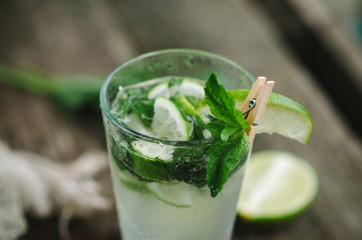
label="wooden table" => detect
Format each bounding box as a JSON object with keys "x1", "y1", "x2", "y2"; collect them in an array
[{"x1": 1, "y1": 0, "x2": 361, "y2": 239}]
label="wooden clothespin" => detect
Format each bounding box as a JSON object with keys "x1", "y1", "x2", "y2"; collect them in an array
[{"x1": 240, "y1": 76, "x2": 275, "y2": 145}]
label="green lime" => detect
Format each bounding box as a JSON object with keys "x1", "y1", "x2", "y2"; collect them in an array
[
  {"x1": 237, "y1": 150, "x2": 318, "y2": 223},
  {"x1": 146, "y1": 181, "x2": 192, "y2": 208},
  {"x1": 118, "y1": 96, "x2": 207, "y2": 184},
  {"x1": 151, "y1": 97, "x2": 192, "y2": 140},
  {"x1": 128, "y1": 141, "x2": 208, "y2": 184},
  {"x1": 123, "y1": 113, "x2": 174, "y2": 179},
  {"x1": 127, "y1": 149, "x2": 174, "y2": 182},
  {"x1": 198, "y1": 89, "x2": 312, "y2": 143}
]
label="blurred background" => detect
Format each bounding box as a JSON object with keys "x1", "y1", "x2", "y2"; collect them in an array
[{"x1": 0, "y1": 0, "x2": 361, "y2": 239}]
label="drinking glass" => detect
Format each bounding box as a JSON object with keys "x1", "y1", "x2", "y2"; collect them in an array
[{"x1": 100, "y1": 49, "x2": 255, "y2": 240}]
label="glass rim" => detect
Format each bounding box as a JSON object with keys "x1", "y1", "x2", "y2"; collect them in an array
[{"x1": 100, "y1": 48, "x2": 254, "y2": 146}]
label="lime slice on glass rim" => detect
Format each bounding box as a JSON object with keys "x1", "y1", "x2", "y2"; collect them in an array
[
  {"x1": 237, "y1": 150, "x2": 318, "y2": 223},
  {"x1": 198, "y1": 89, "x2": 312, "y2": 144}
]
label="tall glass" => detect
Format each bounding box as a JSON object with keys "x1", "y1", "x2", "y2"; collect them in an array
[{"x1": 100, "y1": 49, "x2": 255, "y2": 240}]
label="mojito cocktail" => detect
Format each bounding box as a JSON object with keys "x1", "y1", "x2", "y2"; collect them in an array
[{"x1": 100, "y1": 49, "x2": 254, "y2": 240}]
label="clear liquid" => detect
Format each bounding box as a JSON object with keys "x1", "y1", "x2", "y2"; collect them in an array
[
  {"x1": 106, "y1": 76, "x2": 250, "y2": 240},
  {"x1": 109, "y1": 156, "x2": 247, "y2": 240}
]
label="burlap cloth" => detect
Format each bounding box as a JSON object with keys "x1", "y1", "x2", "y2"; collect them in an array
[{"x1": 0, "y1": 141, "x2": 110, "y2": 240}]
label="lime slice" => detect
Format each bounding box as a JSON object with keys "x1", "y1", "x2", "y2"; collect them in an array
[
  {"x1": 170, "y1": 79, "x2": 205, "y2": 99},
  {"x1": 126, "y1": 114, "x2": 174, "y2": 161},
  {"x1": 147, "y1": 81, "x2": 170, "y2": 99},
  {"x1": 198, "y1": 89, "x2": 312, "y2": 143},
  {"x1": 147, "y1": 181, "x2": 192, "y2": 208},
  {"x1": 123, "y1": 113, "x2": 153, "y2": 135},
  {"x1": 151, "y1": 97, "x2": 192, "y2": 141},
  {"x1": 237, "y1": 150, "x2": 318, "y2": 222},
  {"x1": 131, "y1": 140, "x2": 174, "y2": 161},
  {"x1": 175, "y1": 95, "x2": 211, "y2": 139},
  {"x1": 127, "y1": 149, "x2": 174, "y2": 182},
  {"x1": 147, "y1": 78, "x2": 205, "y2": 99}
]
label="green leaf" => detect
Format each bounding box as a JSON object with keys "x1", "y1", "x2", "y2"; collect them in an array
[
  {"x1": 207, "y1": 131, "x2": 249, "y2": 197},
  {"x1": 206, "y1": 120, "x2": 225, "y2": 138},
  {"x1": 112, "y1": 87, "x2": 155, "y2": 126},
  {"x1": 204, "y1": 73, "x2": 250, "y2": 197},
  {"x1": 204, "y1": 73, "x2": 250, "y2": 130},
  {"x1": 132, "y1": 99, "x2": 155, "y2": 126},
  {"x1": 172, "y1": 146, "x2": 208, "y2": 186},
  {"x1": 220, "y1": 125, "x2": 239, "y2": 142},
  {"x1": 168, "y1": 76, "x2": 184, "y2": 87}
]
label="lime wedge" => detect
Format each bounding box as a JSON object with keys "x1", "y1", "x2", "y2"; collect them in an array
[
  {"x1": 147, "y1": 181, "x2": 192, "y2": 208},
  {"x1": 131, "y1": 140, "x2": 174, "y2": 161},
  {"x1": 151, "y1": 97, "x2": 192, "y2": 141},
  {"x1": 237, "y1": 150, "x2": 318, "y2": 222},
  {"x1": 198, "y1": 89, "x2": 312, "y2": 143}
]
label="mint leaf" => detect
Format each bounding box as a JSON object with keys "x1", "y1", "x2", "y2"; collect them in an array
[
  {"x1": 207, "y1": 132, "x2": 248, "y2": 197},
  {"x1": 168, "y1": 76, "x2": 184, "y2": 87},
  {"x1": 112, "y1": 87, "x2": 155, "y2": 126},
  {"x1": 172, "y1": 146, "x2": 208, "y2": 186},
  {"x1": 204, "y1": 73, "x2": 250, "y2": 129},
  {"x1": 220, "y1": 125, "x2": 239, "y2": 142},
  {"x1": 205, "y1": 119, "x2": 224, "y2": 137},
  {"x1": 205, "y1": 73, "x2": 250, "y2": 197}
]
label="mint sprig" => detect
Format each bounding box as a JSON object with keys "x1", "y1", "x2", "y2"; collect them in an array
[
  {"x1": 0, "y1": 64, "x2": 103, "y2": 114},
  {"x1": 204, "y1": 73, "x2": 250, "y2": 129},
  {"x1": 205, "y1": 73, "x2": 250, "y2": 197}
]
